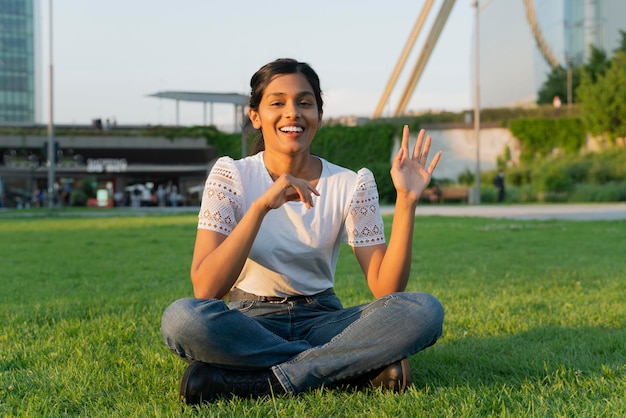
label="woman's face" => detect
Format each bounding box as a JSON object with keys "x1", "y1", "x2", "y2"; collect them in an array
[{"x1": 248, "y1": 73, "x2": 322, "y2": 156}]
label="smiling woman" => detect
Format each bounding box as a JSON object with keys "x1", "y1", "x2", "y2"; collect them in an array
[{"x1": 160, "y1": 58, "x2": 444, "y2": 405}]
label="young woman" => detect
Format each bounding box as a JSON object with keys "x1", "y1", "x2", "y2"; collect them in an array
[{"x1": 161, "y1": 58, "x2": 444, "y2": 404}]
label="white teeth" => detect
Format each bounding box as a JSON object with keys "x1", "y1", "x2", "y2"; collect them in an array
[{"x1": 280, "y1": 126, "x2": 303, "y2": 133}]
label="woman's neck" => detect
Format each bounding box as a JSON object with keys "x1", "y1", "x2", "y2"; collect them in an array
[{"x1": 262, "y1": 151, "x2": 321, "y2": 182}]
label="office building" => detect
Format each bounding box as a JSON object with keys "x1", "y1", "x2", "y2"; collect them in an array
[
  {"x1": 478, "y1": 0, "x2": 626, "y2": 108},
  {"x1": 0, "y1": 0, "x2": 38, "y2": 124}
]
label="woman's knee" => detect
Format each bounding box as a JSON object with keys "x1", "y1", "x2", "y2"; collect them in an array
[
  {"x1": 397, "y1": 292, "x2": 444, "y2": 336},
  {"x1": 161, "y1": 298, "x2": 225, "y2": 340},
  {"x1": 161, "y1": 298, "x2": 194, "y2": 340}
]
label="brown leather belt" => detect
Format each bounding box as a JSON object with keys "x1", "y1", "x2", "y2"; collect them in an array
[{"x1": 229, "y1": 287, "x2": 334, "y2": 303}]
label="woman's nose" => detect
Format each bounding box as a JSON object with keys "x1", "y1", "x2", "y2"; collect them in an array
[{"x1": 284, "y1": 101, "x2": 300, "y2": 118}]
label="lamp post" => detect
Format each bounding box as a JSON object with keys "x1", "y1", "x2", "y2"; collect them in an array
[
  {"x1": 47, "y1": 0, "x2": 55, "y2": 208},
  {"x1": 472, "y1": 0, "x2": 481, "y2": 204}
]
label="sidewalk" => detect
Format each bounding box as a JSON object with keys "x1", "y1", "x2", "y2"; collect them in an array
[
  {"x1": 2, "y1": 203, "x2": 625, "y2": 221},
  {"x1": 381, "y1": 203, "x2": 626, "y2": 221}
]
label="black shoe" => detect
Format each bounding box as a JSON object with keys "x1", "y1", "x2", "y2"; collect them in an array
[{"x1": 179, "y1": 361, "x2": 285, "y2": 404}]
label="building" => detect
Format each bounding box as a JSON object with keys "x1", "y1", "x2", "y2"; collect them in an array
[
  {"x1": 0, "y1": 0, "x2": 39, "y2": 123},
  {"x1": 0, "y1": 126, "x2": 223, "y2": 208},
  {"x1": 478, "y1": 0, "x2": 626, "y2": 108}
]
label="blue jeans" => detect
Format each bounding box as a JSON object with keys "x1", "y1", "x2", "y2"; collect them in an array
[{"x1": 161, "y1": 290, "x2": 443, "y2": 394}]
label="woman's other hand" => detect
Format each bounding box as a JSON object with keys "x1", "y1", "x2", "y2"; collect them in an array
[{"x1": 390, "y1": 126, "x2": 441, "y2": 202}]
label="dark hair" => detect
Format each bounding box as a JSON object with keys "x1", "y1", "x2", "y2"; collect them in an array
[{"x1": 247, "y1": 58, "x2": 323, "y2": 154}]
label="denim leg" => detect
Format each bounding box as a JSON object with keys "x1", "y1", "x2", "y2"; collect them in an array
[
  {"x1": 272, "y1": 292, "x2": 444, "y2": 394},
  {"x1": 161, "y1": 298, "x2": 313, "y2": 370}
]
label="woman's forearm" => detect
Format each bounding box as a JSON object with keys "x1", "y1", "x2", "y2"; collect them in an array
[
  {"x1": 375, "y1": 195, "x2": 418, "y2": 295},
  {"x1": 191, "y1": 200, "x2": 270, "y2": 299}
]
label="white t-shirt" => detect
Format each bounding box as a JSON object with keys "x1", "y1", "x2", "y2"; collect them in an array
[{"x1": 198, "y1": 152, "x2": 385, "y2": 297}]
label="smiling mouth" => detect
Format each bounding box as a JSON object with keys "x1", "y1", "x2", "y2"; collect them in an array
[{"x1": 279, "y1": 126, "x2": 304, "y2": 133}]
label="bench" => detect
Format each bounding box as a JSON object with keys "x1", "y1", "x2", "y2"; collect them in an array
[{"x1": 420, "y1": 187, "x2": 469, "y2": 203}]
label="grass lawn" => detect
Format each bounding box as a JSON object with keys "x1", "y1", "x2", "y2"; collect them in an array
[{"x1": 0, "y1": 211, "x2": 624, "y2": 417}]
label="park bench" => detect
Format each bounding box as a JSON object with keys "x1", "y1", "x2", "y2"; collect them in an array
[{"x1": 420, "y1": 187, "x2": 469, "y2": 203}]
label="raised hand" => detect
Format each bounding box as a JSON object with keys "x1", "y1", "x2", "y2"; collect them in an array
[{"x1": 390, "y1": 126, "x2": 441, "y2": 202}]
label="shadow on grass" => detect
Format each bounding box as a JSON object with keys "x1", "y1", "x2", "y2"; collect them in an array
[{"x1": 411, "y1": 325, "x2": 626, "y2": 388}]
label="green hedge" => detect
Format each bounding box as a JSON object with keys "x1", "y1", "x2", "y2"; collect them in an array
[{"x1": 509, "y1": 118, "x2": 586, "y2": 162}]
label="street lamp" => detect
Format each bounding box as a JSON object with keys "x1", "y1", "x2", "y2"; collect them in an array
[
  {"x1": 472, "y1": 0, "x2": 481, "y2": 204},
  {"x1": 47, "y1": 0, "x2": 55, "y2": 208}
]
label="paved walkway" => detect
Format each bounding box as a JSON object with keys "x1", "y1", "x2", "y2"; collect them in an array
[
  {"x1": 2, "y1": 203, "x2": 625, "y2": 221},
  {"x1": 382, "y1": 203, "x2": 626, "y2": 221}
]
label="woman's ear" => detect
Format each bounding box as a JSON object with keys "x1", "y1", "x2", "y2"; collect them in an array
[{"x1": 249, "y1": 109, "x2": 261, "y2": 129}]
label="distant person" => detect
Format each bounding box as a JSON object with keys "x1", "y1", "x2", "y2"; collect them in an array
[
  {"x1": 161, "y1": 58, "x2": 444, "y2": 404},
  {"x1": 156, "y1": 185, "x2": 167, "y2": 207},
  {"x1": 552, "y1": 95, "x2": 562, "y2": 117},
  {"x1": 494, "y1": 170, "x2": 505, "y2": 203},
  {"x1": 169, "y1": 185, "x2": 178, "y2": 207}
]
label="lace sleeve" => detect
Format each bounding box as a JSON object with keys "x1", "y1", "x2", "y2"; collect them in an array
[
  {"x1": 344, "y1": 168, "x2": 386, "y2": 247},
  {"x1": 197, "y1": 157, "x2": 244, "y2": 234}
]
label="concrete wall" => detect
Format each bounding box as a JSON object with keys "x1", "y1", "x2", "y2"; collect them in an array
[{"x1": 391, "y1": 127, "x2": 519, "y2": 182}]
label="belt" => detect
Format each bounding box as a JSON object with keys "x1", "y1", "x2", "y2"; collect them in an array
[{"x1": 229, "y1": 287, "x2": 334, "y2": 303}]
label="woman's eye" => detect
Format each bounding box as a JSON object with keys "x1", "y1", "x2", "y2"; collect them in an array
[{"x1": 299, "y1": 101, "x2": 313, "y2": 107}]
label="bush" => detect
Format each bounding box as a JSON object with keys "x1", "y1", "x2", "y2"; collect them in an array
[
  {"x1": 506, "y1": 166, "x2": 532, "y2": 187},
  {"x1": 499, "y1": 145, "x2": 626, "y2": 202},
  {"x1": 568, "y1": 182, "x2": 626, "y2": 202},
  {"x1": 70, "y1": 190, "x2": 88, "y2": 206},
  {"x1": 509, "y1": 118, "x2": 586, "y2": 161},
  {"x1": 532, "y1": 162, "x2": 575, "y2": 193},
  {"x1": 504, "y1": 185, "x2": 539, "y2": 203},
  {"x1": 457, "y1": 168, "x2": 475, "y2": 186},
  {"x1": 480, "y1": 187, "x2": 498, "y2": 203}
]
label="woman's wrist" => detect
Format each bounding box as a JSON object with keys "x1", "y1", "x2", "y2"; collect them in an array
[
  {"x1": 250, "y1": 198, "x2": 272, "y2": 216},
  {"x1": 394, "y1": 193, "x2": 419, "y2": 211}
]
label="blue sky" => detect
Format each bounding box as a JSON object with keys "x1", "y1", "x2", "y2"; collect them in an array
[{"x1": 40, "y1": 1, "x2": 475, "y2": 129}]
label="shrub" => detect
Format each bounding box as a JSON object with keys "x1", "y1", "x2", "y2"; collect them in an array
[
  {"x1": 568, "y1": 182, "x2": 626, "y2": 202},
  {"x1": 509, "y1": 118, "x2": 586, "y2": 161},
  {"x1": 457, "y1": 168, "x2": 475, "y2": 186},
  {"x1": 504, "y1": 185, "x2": 539, "y2": 203},
  {"x1": 70, "y1": 190, "x2": 88, "y2": 206},
  {"x1": 480, "y1": 187, "x2": 498, "y2": 203},
  {"x1": 532, "y1": 162, "x2": 575, "y2": 193}
]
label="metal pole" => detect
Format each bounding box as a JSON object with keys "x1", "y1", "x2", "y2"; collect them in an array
[
  {"x1": 566, "y1": 58, "x2": 573, "y2": 108},
  {"x1": 47, "y1": 0, "x2": 55, "y2": 208},
  {"x1": 473, "y1": 0, "x2": 481, "y2": 204}
]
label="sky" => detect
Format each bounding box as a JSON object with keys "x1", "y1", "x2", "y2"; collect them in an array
[{"x1": 38, "y1": 0, "x2": 475, "y2": 131}]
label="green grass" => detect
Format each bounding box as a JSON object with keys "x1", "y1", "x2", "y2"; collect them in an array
[{"x1": 1, "y1": 213, "x2": 625, "y2": 417}]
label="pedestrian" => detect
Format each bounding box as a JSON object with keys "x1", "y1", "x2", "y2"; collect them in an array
[
  {"x1": 161, "y1": 58, "x2": 444, "y2": 404},
  {"x1": 156, "y1": 184, "x2": 167, "y2": 207},
  {"x1": 169, "y1": 184, "x2": 178, "y2": 207},
  {"x1": 494, "y1": 169, "x2": 505, "y2": 203}
]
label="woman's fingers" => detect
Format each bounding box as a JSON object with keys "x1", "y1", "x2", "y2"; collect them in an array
[
  {"x1": 281, "y1": 177, "x2": 319, "y2": 208},
  {"x1": 412, "y1": 129, "x2": 425, "y2": 160},
  {"x1": 427, "y1": 151, "x2": 442, "y2": 174}
]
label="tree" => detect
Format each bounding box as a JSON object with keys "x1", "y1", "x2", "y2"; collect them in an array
[
  {"x1": 537, "y1": 66, "x2": 568, "y2": 105},
  {"x1": 614, "y1": 30, "x2": 626, "y2": 55},
  {"x1": 577, "y1": 51, "x2": 626, "y2": 142},
  {"x1": 583, "y1": 45, "x2": 609, "y2": 83},
  {"x1": 537, "y1": 45, "x2": 609, "y2": 106}
]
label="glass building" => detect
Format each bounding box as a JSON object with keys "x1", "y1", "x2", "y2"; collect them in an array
[
  {"x1": 477, "y1": 0, "x2": 626, "y2": 108},
  {"x1": 0, "y1": 0, "x2": 36, "y2": 124}
]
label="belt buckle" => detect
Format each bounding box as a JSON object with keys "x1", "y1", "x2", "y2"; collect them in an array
[{"x1": 267, "y1": 296, "x2": 289, "y2": 304}]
